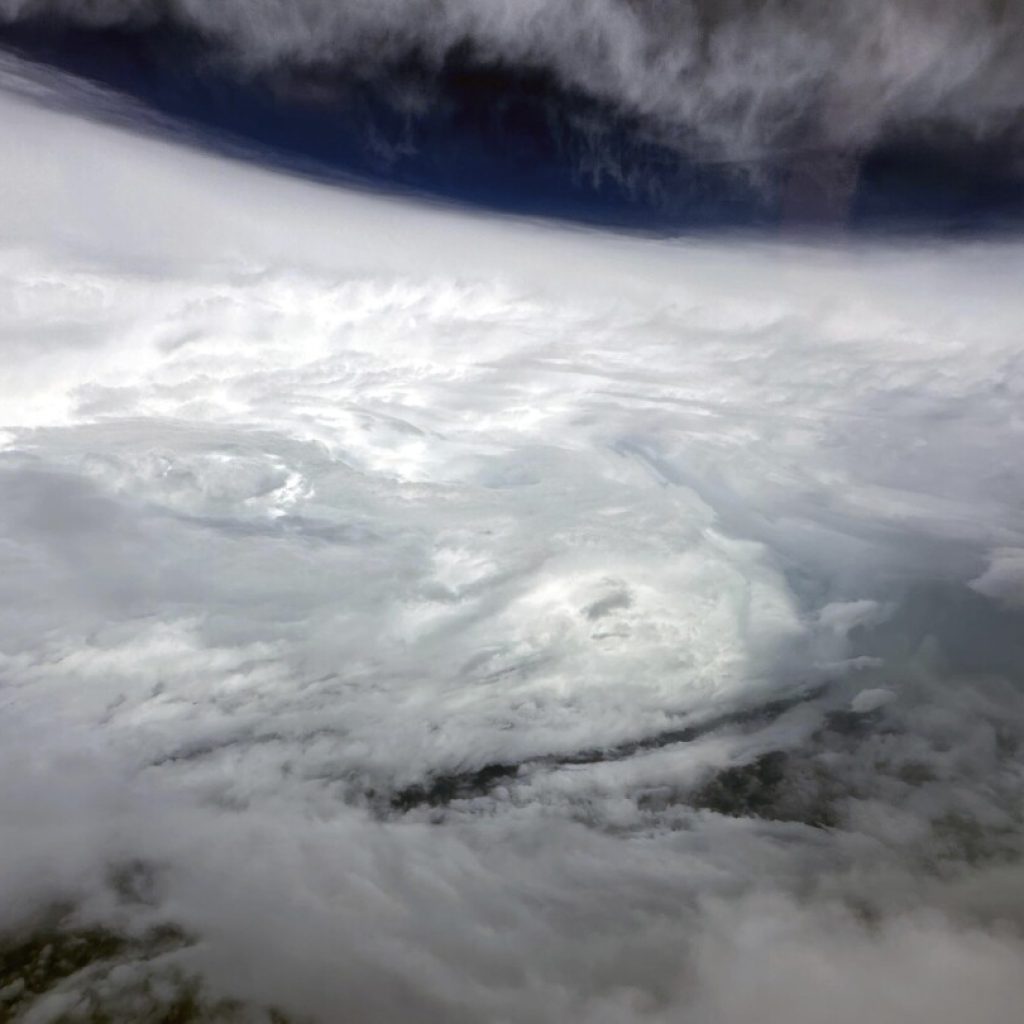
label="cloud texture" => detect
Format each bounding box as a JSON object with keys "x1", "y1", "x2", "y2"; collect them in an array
[
  {"x1": 0, "y1": 55, "x2": 1023, "y2": 1023},
  {"x1": 2, "y1": 0, "x2": 1024, "y2": 164}
]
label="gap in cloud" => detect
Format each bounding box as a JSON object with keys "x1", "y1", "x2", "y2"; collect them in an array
[
  {"x1": 0, "y1": 19, "x2": 768, "y2": 231},
  {"x1": 2, "y1": 15, "x2": 1023, "y2": 234}
]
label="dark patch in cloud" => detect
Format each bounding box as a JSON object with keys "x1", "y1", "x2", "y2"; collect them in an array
[{"x1": 3, "y1": 2, "x2": 1024, "y2": 229}]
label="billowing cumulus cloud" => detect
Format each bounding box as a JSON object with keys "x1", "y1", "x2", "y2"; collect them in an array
[{"x1": 0, "y1": 55, "x2": 1023, "y2": 1023}]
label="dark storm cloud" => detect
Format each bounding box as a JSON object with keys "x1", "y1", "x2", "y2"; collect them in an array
[{"x1": 2, "y1": 0, "x2": 1024, "y2": 162}]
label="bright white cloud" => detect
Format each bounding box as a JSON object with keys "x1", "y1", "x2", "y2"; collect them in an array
[{"x1": 0, "y1": 56, "x2": 1023, "y2": 1023}]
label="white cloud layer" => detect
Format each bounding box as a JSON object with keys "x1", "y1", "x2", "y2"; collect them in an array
[{"x1": 0, "y1": 56, "x2": 1023, "y2": 1022}]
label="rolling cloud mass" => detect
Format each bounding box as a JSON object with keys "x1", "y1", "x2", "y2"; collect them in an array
[{"x1": 1, "y1": 8, "x2": 1024, "y2": 1024}]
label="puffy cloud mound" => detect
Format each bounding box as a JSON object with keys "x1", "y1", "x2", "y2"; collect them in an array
[{"x1": 0, "y1": 55, "x2": 1023, "y2": 1023}]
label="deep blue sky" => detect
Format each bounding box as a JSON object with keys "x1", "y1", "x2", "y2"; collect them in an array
[{"x1": 3, "y1": 18, "x2": 1023, "y2": 235}]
